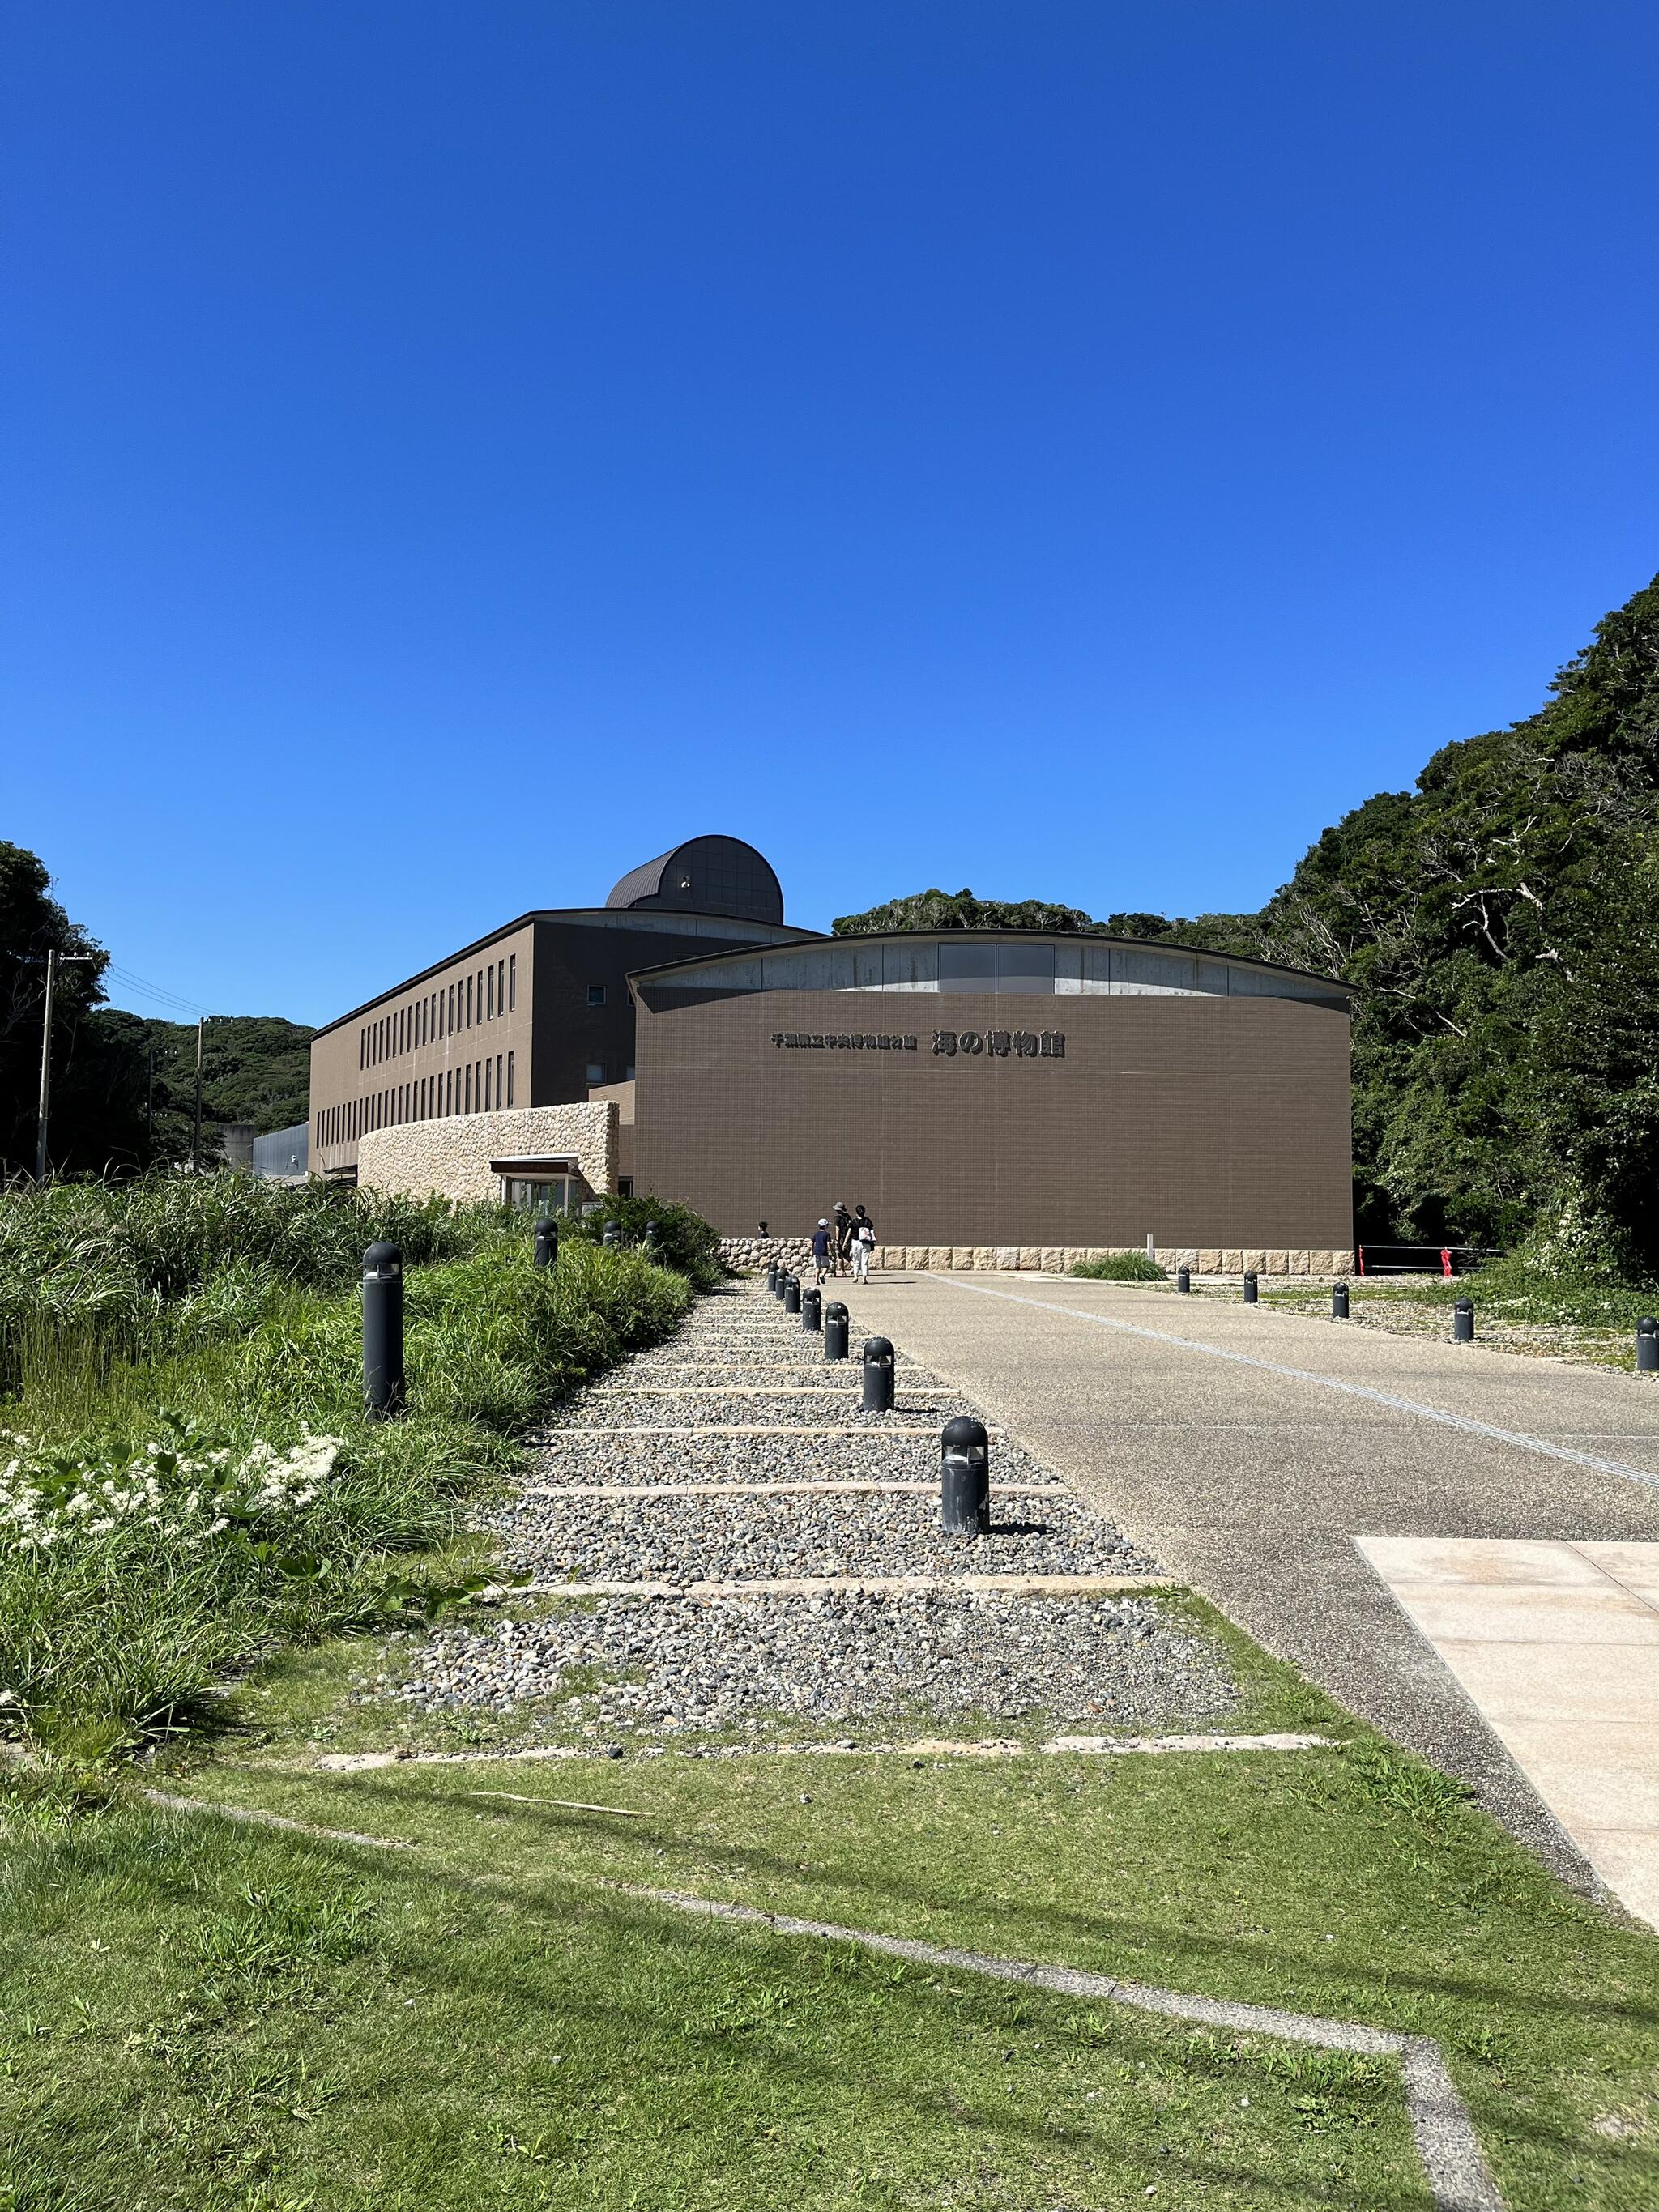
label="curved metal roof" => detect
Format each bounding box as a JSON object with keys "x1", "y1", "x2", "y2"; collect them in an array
[{"x1": 606, "y1": 834, "x2": 784, "y2": 924}]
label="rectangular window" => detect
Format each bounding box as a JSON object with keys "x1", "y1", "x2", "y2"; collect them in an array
[
  {"x1": 466, "y1": 975, "x2": 472, "y2": 1027},
  {"x1": 588, "y1": 983, "x2": 606, "y2": 1006},
  {"x1": 506, "y1": 1050, "x2": 514, "y2": 1106},
  {"x1": 488, "y1": 965, "x2": 495, "y2": 1020},
  {"x1": 586, "y1": 1062, "x2": 604, "y2": 1085},
  {"x1": 464, "y1": 1063, "x2": 471, "y2": 1114},
  {"x1": 509, "y1": 953, "x2": 516, "y2": 1011},
  {"x1": 497, "y1": 958, "x2": 505, "y2": 1014},
  {"x1": 496, "y1": 1052, "x2": 502, "y2": 1109},
  {"x1": 484, "y1": 1059, "x2": 493, "y2": 1110}
]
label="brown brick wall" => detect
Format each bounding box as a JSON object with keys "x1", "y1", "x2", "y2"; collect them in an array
[{"x1": 631, "y1": 987, "x2": 1353, "y2": 1250}]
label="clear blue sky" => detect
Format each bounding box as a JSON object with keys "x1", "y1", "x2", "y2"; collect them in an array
[{"x1": 6, "y1": 3, "x2": 1657, "y2": 1026}]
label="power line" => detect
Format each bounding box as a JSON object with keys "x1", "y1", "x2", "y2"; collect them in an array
[{"x1": 104, "y1": 963, "x2": 214, "y2": 1021}]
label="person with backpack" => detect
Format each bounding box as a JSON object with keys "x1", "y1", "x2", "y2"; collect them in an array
[{"x1": 851, "y1": 1204, "x2": 876, "y2": 1281}]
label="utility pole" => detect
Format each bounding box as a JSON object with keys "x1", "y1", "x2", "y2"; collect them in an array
[
  {"x1": 145, "y1": 1041, "x2": 156, "y2": 1152},
  {"x1": 36, "y1": 949, "x2": 58, "y2": 1184},
  {"x1": 33, "y1": 949, "x2": 97, "y2": 1183},
  {"x1": 193, "y1": 1016, "x2": 205, "y2": 1170}
]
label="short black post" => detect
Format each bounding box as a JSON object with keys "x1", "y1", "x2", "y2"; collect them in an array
[
  {"x1": 602, "y1": 1220, "x2": 621, "y2": 1250},
  {"x1": 1243, "y1": 1270, "x2": 1258, "y2": 1305},
  {"x1": 802, "y1": 1285, "x2": 821, "y2": 1332},
  {"x1": 362, "y1": 1241, "x2": 404, "y2": 1421},
  {"x1": 824, "y1": 1301, "x2": 849, "y2": 1360},
  {"x1": 1639, "y1": 1317, "x2": 1659, "y2": 1373},
  {"x1": 862, "y1": 1335, "x2": 894, "y2": 1413},
  {"x1": 940, "y1": 1414, "x2": 990, "y2": 1535},
  {"x1": 1332, "y1": 1281, "x2": 1350, "y2": 1319},
  {"x1": 1453, "y1": 1296, "x2": 1474, "y2": 1344},
  {"x1": 1176, "y1": 1264, "x2": 1191, "y2": 1294},
  {"x1": 774, "y1": 1264, "x2": 790, "y2": 1300},
  {"x1": 643, "y1": 1221, "x2": 662, "y2": 1258},
  {"x1": 783, "y1": 1274, "x2": 800, "y2": 1315},
  {"x1": 533, "y1": 1217, "x2": 558, "y2": 1270},
  {"x1": 766, "y1": 1261, "x2": 778, "y2": 1294}
]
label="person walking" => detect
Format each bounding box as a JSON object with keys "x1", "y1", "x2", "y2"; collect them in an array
[
  {"x1": 851, "y1": 1204, "x2": 875, "y2": 1281},
  {"x1": 832, "y1": 1201, "x2": 855, "y2": 1276},
  {"x1": 810, "y1": 1217, "x2": 832, "y2": 1285}
]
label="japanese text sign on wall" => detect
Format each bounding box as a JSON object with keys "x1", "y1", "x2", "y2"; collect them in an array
[
  {"x1": 932, "y1": 1029, "x2": 1064, "y2": 1059},
  {"x1": 770, "y1": 1029, "x2": 1064, "y2": 1059}
]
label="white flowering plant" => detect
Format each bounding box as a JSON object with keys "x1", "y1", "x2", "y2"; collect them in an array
[{"x1": 0, "y1": 1411, "x2": 343, "y2": 1559}]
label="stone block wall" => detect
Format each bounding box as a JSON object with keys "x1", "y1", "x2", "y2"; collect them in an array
[
  {"x1": 356, "y1": 1103, "x2": 616, "y2": 1206},
  {"x1": 718, "y1": 1239, "x2": 1354, "y2": 1277}
]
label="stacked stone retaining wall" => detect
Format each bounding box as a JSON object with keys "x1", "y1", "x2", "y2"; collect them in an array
[
  {"x1": 357, "y1": 1103, "x2": 616, "y2": 1206},
  {"x1": 718, "y1": 1239, "x2": 1353, "y2": 1277}
]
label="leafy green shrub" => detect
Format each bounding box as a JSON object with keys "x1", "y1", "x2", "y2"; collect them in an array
[
  {"x1": 1068, "y1": 1251, "x2": 1167, "y2": 1282},
  {"x1": 561, "y1": 1194, "x2": 724, "y2": 1289}
]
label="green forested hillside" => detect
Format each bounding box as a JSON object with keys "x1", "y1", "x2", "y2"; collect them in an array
[
  {"x1": 834, "y1": 573, "x2": 1659, "y2": 1273},
  {"x1": 1, "y1": 840, "x2": 313, "y2": 1174}
]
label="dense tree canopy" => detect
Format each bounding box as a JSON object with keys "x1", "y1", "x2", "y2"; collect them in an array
[{"x1": 836, "y1": 572, "x2": 1659, "y2": 1274}]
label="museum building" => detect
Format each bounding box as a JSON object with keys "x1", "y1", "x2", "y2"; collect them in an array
[{"x1": 311, "y1": 835, "x2": 1356, "y2": 1273}]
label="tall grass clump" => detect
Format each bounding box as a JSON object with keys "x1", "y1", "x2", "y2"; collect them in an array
[
  {"x1": 0, "y1": 1171, "x2": 505, "y2": 1395},
  {"x1": 0, "y1": 1202, "x2": 693, "y2": 1761},
  {"x1": 1068, "y1": 1251, "x2": 1166, "y2": 1282}
]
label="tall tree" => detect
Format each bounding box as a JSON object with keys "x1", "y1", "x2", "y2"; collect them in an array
[{"x1": 0, "y1": 842, "x2": 111, "y2": 1176}]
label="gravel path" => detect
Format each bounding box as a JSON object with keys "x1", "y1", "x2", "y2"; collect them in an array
[
  {"x1": 387, "y1": 1588, "x2": 1231, "y2": 1736},
  {"x1": 482, "y1": 1489, "x2": 1153, "y2": 1583},
  {"x1": 364, "y1": 1280, "x2": 1230, "y2": 1743}
]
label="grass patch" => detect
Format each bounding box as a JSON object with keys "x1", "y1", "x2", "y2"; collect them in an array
[
  {"x1": 1069, "y1": 1251, "x2": 1167, "y2": 1282},
  {"x1": 4, "y1": 1740, "x2": 1657, "y2": 2208}
]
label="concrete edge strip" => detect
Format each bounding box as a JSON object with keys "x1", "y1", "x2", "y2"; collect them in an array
[
  {"x1": 141, "y1": 1788, "x2": 418, "y2": 1851},
  {"x1": 590, "y1": 1385, "x2": 941, "y2": 1397},
  {"x1": 936, "y1": 1277, "x2": 1659, "y2": 1491},
  {"x1": 627, "y1": 1887, "x2": 1505, "y2": 2212},
  {"x1": 518, "y1": 1480, "x2": 1064, "y2": 1498},
  {"x1": 539, "y1": 1424, "x2": 1007, "y2": 1438},
  {"x1": 134, "y1": 1790, "x2": 1498, "y2": 2206},
  {"x1": 501, "y1": 1572, "x2": 1172, "y2": 1598},
  {"x1": 309, "y1": 1731, "x2": 1336, "y2": 1771}
]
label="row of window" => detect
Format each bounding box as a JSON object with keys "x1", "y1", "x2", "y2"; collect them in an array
[
  {"x1": 360, "y1": 953, "x2": 517, "y2": 1070},
  {"x1": 318, "y1": 1052, "x2": 514, "y2": 1147}
]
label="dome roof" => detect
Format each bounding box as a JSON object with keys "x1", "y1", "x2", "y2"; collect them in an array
[{"x1": 606, "y1": 835, "x2": 783, "y2": 924}]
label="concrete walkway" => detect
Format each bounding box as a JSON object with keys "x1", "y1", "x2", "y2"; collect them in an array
[{"x1": 838, "y1": 1271, "x2": 1659, "y2": 1892}]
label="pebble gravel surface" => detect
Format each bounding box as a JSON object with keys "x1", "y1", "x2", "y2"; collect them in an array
[
  {"x1": 371, "y1": 1281, "x2": 1232, "y2": 1742},
  {"x1": 390, "y1": 1589, "x2": 1232, "y2": 1735}
]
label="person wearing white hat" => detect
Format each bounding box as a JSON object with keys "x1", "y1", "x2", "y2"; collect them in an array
[{"x1": 810, "y1": 1217, "x2": 832, "y2": 1285}]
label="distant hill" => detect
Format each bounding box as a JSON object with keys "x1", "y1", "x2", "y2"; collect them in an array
[
  {"x1": 0, "y1": 837, "x2": 314, "y2": 1174},
  {"x1": 836, "y1": 572, "x2": 1659, "y2": 1275}
]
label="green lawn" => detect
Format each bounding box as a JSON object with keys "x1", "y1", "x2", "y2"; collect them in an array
[{"x1": 5, "y1": 1727, "x2": 1657, "y2": 2210}]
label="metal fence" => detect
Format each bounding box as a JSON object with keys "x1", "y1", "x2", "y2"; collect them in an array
[
  {"x1": 1354, "y1": 1242, "x2": 1505, "y2": 1278},
  {"x1": 251, "y1": 1120, "x2": 309, "y2": 1180}
]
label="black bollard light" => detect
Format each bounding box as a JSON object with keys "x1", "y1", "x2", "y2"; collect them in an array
[
  {"x1": 783, "y1": 1274, "x2": 800, "y2": 1315},
  {"x1": 940, "y1": 1414, "x2": 990, "y2": 1535},
  {"x1": 766, "y1": 1261, "x2": 778, "y2": 1294},
  {"x1": 1243, "y1": 1270, "x2": 1259, "y2": 1305},
  {"x1": 802, "y1": 1286, "x2": 822, "y2": 1332},
  {"x1": 602, "y1": 1220, "x2": 621, "y2": 1250},
  {"x1": 1176, "y1": 1265, "x2": 1191, "y2": 1294},
  {"x1": 1453, "y1": 1296, "x2": 1474, "y2": 1344},
  {"x1": 362, "y1": 1241, "x2": 404, "y2": 1421},
  {"x1": 862, "y1": 1336, "x2": 894, "y2": 1413},
  {"x1": 1639, "y1": 1317, "x2": 1659, "y2": 1374},
  {"x1": 758, "y1": 1221, "x2": 768, "y2": 1237},
  {"x1": 824, "y1": 1301, "x2": 849, "y2": 1360},
  {"x1": 643, "y1": 1221, "x2": 662, "y2": 1258},
  {"x1": 1332, "y1": 1281, "x2": 1350, "y2": 1319},
  {"x1": 533, "y1": 1216, "x2": 559, "y2": 1270}
]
